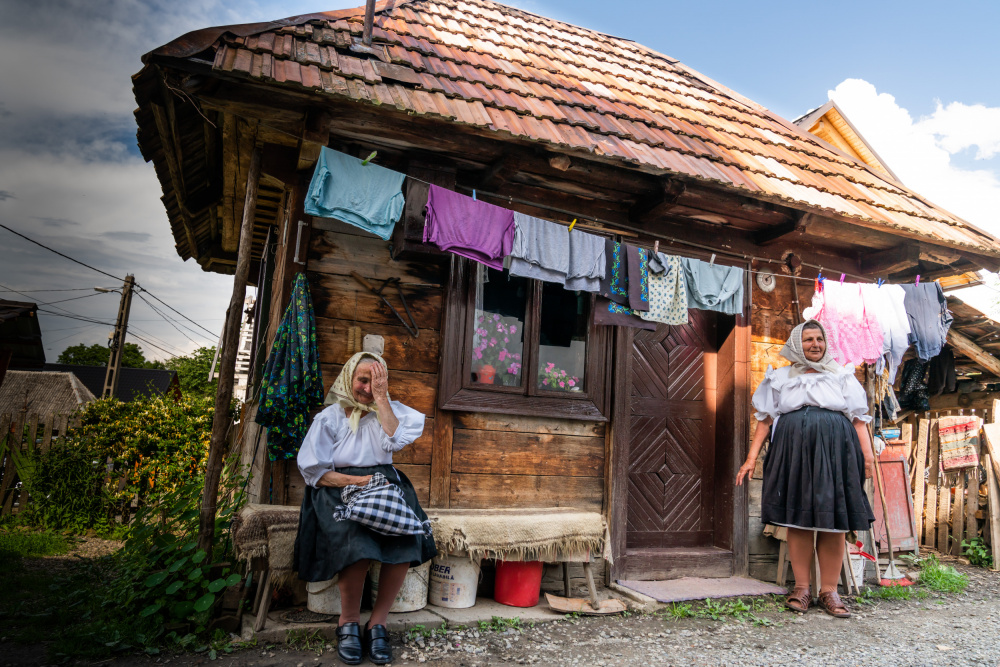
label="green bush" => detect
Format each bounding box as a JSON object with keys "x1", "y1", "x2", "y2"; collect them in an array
[{"x1": 0, "y1": 529, "x2": 71, "y2": 560}]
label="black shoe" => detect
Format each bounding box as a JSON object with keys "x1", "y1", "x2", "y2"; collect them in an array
[
  {"x1": 364, "y1": 623, "x2": 392, "y2": 665},
  {"x1": 335, "y1": 622, "x2": 363, "y2": 665}
]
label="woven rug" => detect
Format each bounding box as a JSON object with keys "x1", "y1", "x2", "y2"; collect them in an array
[
  {"x1": 231, "y1": 503, "x2": 300, "y2": 585},
  {"x1": 938, "y1": 416, "x2": 981, "y2": 472},
  {"x1": 617, "y1": 576, "x2": 786, "y2": 603},
  {"x1": 427, "y1": 508, "x2": 610, "y2": 563}
]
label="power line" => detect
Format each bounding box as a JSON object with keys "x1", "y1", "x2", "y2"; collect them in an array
[
  {"x1": 0, "y1": 287, "x2": 96, "y2": 293},
  {"x1": 36, "y1": 309, "x2": 115, "y2": 326},
  {"x1": 0, "y1": 223, "x2": 125, "y2": 282},
  {"x1": 135, "y1": 286, "x2": 220, "y2": 339},
  {"x1": 135, "y1": 291, "x2": 214, "y2": 346},
  {"x1": 127, "y1": 331, "x2": 179, "y2": 359}
]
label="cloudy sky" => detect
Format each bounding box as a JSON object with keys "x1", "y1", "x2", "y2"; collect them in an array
[{"x1": 2, "y1": 0, "x2": 998, "y2": 361}]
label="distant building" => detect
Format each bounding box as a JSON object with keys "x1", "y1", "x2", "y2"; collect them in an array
[
  {"x1": 0, "y1": 299, "x2": 45, "y2": 384},
  {"x1": 43, "y1": 363, "x2": 181, "y2": 402},
  {"x1": 0, "y1": 370, "x2": 95, "y2": 417},
  {"x1": 234, "y1": 294, "x2": 256, "y2": 401}
]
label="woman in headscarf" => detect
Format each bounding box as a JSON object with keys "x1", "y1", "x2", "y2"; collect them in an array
[
  {"x1": 295, "y1": 351, "x2": 436, "y2": 665},
  {"x1": 736, "y1": 320, "x2": 875, "y2": 618}
]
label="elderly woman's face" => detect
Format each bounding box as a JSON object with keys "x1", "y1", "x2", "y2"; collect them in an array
[
  {"x1": 801, "y1": 326, "x2": 826, "y2": 362},
  {"x1": 352, "y1": 361, "x2": 375, "y2": 404}
]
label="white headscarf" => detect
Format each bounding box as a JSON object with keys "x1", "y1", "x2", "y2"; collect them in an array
[
  {"x1": 780, "y1": 319, "x2": 848, "y2": 378},
  {"x1": 324, "y1": 351, "x2": 389, "y2": 433}
]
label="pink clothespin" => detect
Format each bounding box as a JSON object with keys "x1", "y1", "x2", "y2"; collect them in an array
[
  {"x1": 839, "y1": 273, "x2": 846, "y2": 284},
  {"x1": 915, "y1": 275, "x2": 921, "y2": 285},
  {"x1": 654, "y1": 240, "x2": 659, "y2": 254}
]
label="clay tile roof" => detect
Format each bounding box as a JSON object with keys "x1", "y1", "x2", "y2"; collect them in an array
[{"x1": 153, "y1": 0, "x2": 1000, "y2": 256}]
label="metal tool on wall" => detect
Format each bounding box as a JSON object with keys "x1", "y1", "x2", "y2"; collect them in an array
[{"x1": 350, "y1": 271, "x2": 419, "y2": 338}]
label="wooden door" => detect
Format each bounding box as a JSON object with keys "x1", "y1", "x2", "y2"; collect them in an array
[{"x1": 626, "y1": 311, "x2": 718, "y2": 551}]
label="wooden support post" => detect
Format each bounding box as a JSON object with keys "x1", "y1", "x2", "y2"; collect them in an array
[
  {"x1": 966, "y1": 467, "x2": 980, "y2": 546},
  {"x1": 563, "y1": 562, "x2": 572, "y2": 598},
  {"x1": 938, "y1": 470, "x2": 952, "y2": 554},
  {"x1": 948, "y1": 329, "x2": 1000, "y2": 379},
  {"x1": 924, "y1": 420, "x2": 940, "y2": 548},
  {"x1": 912, "y1": 419, "x2": 929, "y2": 538},
  {"x1": 986, "y1": 454, "x2": 1000, "y2": 571},
  {"x1": 254, "y1": 570, "x2": 273, "y2": 632},
  {"x1": 952, "y1": 475, "x2": 966, "y2": 556},
  {"x1": 198, "y1": 143, "x2": 262, "y2": 557},
  {"x1": 430, "y1": 411, "x2": 453, "y2": 508}
]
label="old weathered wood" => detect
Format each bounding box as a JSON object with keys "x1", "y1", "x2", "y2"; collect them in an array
[
  {"x1": 451, "y1": 429, "x2": 605, "y2": 477},
  {"x1": 40, "y1": 417, "x2": 54, "y2": 453},
  {"x1": 449, "y1": 473, "x2": 602, "y2": 510},
  {"x1": 987, "y1": 454, "x2": 1000, "y2": 571},
  {"x1": 308, "y1": 271, "x2": 444, "y2": 330},
  {"x1": 454, "y1": 412, "x2": 606, "y2": 438},
  {"x1": 912, "y1": 419, "x2": 930, "y2": 538},
  {"x1": 608, "y1": 326, "x2": 634, "y2": 581},
  {"x1": 924, "y1": 420, "x2": 940, "y2": 548},
  {"x1": 948, "y1": 329, "x2": 1000, "y2": 378},
  {"x1": 429, "y1": 410, "x2": 452, "y2": 508},
  {"x1": 623, "y1": 547, "x2": 733, "y2": 580},
  {"x1": 392, "y1": 417, "x2": 433, "y2": 465},
  {"x1": 316, "y1": 317, "x2": 440, "y2": 373},
  {"x1": 309, "y1": 230, "x2": 448, "y2": 287},
  {"x1": 395, "y1": 464, "x2": 430, "y2": 506},
  {"x1": 952, "y1": 474, "x2": 966, "y2": 556},
  {"x1": 982, "y1": 421, "x2": 1000, "y2": 483},
  {"x1": 198, "y1": 144, "x2": 262, "y2": 557},
  {"x1": 321, "y1": 365, "x2": 436, "y2": 416},
  {"x1": 937, "y1": 459, "x2": 952, "y2": 554}
]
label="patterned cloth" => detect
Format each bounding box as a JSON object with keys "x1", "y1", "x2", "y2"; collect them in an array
[
  {"x1": 256, "y1": 273, "x2": 325, "y2": 461},
  {"x1": 333, "y1": 472, "x2": 433, "y2": 536},
  {"x1": 640, "y1": 253, "x2": 688, "y2": 325},
  {"x1": 803, "y1": 281, "x2": 883, "y2": 366},
  {"x1": 897, "y1": 358, "x2": 929, "y2": 412},
  {"x1": 593, "y1": 296, "x2": 657, "y2": 330},
  {"x1": 938, "y1": 416, "x2": 981, "y2": 472},
  {"x1": 324, "y1": 350, "x2": 390, "y2": 433},
  {"x1": 626, "y1": 244, "x2": 650, "y2": 312},
  {"x1": 598, "y1": 239, "x2": 629, "y2": 305}
]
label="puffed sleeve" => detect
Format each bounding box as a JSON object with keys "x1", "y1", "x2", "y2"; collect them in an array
[
  {"x1": 842, "y1": 374, "x2": 871, "y2": 423},
  {"x1": 377, "y1": 401, "x2": 426, "y2": 453},
  {"x1": 752, "y1": 366, "x2": 779, "y2": 422},
  {"x1": 297, "y1": 409, "x2": 338, "y2": 487}
]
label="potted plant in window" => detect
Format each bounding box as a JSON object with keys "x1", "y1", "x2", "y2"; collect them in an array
[
  {"x1": 539, "y1": 362, "x2": 581, "y2": 392},
  {"x1": 472, "y1": 313, "x2": 522, "y2": 385}
]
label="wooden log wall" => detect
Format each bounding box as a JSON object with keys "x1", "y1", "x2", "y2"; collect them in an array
[{"x1": 277, "y1": 216, "x2": 609, "y2": 512}]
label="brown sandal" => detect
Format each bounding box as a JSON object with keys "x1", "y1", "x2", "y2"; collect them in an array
[
  {"x1": 784, "y1": 586, "x2": 811, "y2": 613},
  {"x1": 817, "y1": 591, "x2": 851, "y2": 618}
]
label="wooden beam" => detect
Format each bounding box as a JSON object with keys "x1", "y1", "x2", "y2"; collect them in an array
[
  {"x1": 753, "y1": 212, "x2": 812, "y2": 246},
  {"x1": 297, "y1": 109, "x2": 332, "y2": 171},
  {"x1": 947, "y1": 329, "x2": 1000, "y2": 378},
  {"x1": 859, "y1": 244, "x2": 919, "y2": 275},
  {"x1": 629, "y1": 178, "x2": 686, "y2": 222},
  {"x1": 150, "y1": 103, "x2": 198, "y2": 259}
]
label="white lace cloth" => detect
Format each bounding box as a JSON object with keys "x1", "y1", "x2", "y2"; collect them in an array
[
  {"x1": 802, "y1": 281, "x2": 883, "y2": 366},
  {"x1": 752, "y1": 365, "x2": 872, "y2": 427}
]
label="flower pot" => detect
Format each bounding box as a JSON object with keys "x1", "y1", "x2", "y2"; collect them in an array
[{"x1": 477, "y1": 364, "x2": 497, "y2": 384}]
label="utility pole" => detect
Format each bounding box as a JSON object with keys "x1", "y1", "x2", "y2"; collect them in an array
[{"x1": 102, "y1": 274, "x2": 135, "y2": 399}]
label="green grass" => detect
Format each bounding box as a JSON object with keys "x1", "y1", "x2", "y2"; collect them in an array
[
  {"x1": 0, "y1": 529, "x2": 71, "y2": 559},
  {"x1": 659, "y1": 596, "x2": 783, "y2": 623},
  {"x1": 918, "y1": 556, "x2": 968, "y2": 593}
]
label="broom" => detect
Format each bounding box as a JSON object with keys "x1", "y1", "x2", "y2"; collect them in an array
[{"x1": 870, "y1": 426, "x2": 912, "y2": 587}]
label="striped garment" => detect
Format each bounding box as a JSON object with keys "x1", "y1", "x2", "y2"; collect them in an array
[{"x1": 938, "y1": 416, "x2": 981, "y2": 471}]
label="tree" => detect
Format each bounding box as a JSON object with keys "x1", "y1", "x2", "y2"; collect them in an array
[
  {"x1": 58, "y1": 342, "x2": 165, "y2": 369},
  {"x1": 164, "y1": 347, "x2": 218, "y2": 397}
]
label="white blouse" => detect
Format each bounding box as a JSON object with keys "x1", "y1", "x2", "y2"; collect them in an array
[
  {"x1": 297, "y1": 401, "x2": 426, "y2": 487},
  {"x1": 752, "y1": 365, "x2": 871, "y2": 427}
]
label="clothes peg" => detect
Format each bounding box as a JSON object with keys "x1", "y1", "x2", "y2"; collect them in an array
[
  {"x1": 817, "y1": 271, "x2": 824, "y2": 283},
  {"x1": 709, "y1": 253, "x2": 716, "y2": 265},
  {"x1": 472, "y1": 189, "x2": 477, "y2": 201},
  {"x1": 653, "y1": 240, "x2": 659, "y2": 254},
  {"x1": 915, "y1": 274, "x2": 921, "y2": 285},
  {"x1": 839, "y1": 273, "x2": 846, "y2": 284},
  {"x1": 361, "y1": 150, "x2": 378, "y2": 165},
  {"x1": 568, "y1": 218, "x2": 577, "y2": 232},
  {"x1": 876, "y1": 278, "x2": 885, "y2": 287}
]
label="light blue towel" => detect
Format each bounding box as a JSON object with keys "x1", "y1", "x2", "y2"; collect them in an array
[
  {"x1": 304, "y1": 148, "x2": 406, "y2": 240},
  {"x1": 681, "y1": 257, "x2": 744, "y2": 315}
]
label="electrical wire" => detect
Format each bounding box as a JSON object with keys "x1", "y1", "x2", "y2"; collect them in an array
[
  {"x1": 0, "y1": 223, "x2": 125, "y2": 282},
  {"x1": 135, "y1": 291, "x2": 215, "y2": 346},
  {"x1": 0, "y1": 287, "x2": 96, "y2": 293},
  {"x1": 135, "y1": 286, "x2": 220, "y2": 339}
]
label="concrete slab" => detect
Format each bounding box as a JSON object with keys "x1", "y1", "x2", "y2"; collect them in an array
[{"x1": 425, "y1": 597, "x2": 564, "y2": 626}]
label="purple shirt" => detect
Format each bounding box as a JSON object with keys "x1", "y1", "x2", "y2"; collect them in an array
[{"x1": 424, "y1": 185, "x2": 515, "y2": 270}]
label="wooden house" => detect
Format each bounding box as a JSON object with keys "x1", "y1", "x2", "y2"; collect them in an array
[{"x1": 132, "y1": 0, "x2": 1000, "y2": 583}]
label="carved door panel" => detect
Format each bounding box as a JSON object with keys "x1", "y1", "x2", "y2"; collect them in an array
[{"x1": 626, "y1": 311, "x2": 717, "y2": 549}]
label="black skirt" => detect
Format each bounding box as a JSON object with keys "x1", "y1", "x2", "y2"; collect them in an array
[
  {"x1": 761, "y1": 406, "x2": 875, "y2": 532},
  {"x1": 293, "y1": 464, "x2": 438, "y2": 582}
]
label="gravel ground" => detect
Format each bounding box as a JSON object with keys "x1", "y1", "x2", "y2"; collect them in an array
[{"x1": 3, "y1": 557, "x2": 998, "y2": 666}]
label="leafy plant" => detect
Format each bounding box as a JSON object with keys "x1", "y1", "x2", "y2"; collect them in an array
[
  {"x1": 961, "y1": 537, "x2": 994, "y2": 569},
  {"x1": 663, "y1": 602, "x2": 695, "y2": 619},
  {"x1": 918, "y1": 555, "x2": 968, "y2": 593},
  {"x1": 58, "y1": 342, "x2": 165, "y2": 369},
  {"x1": 287, "y1": 629, "x2": 325, "y2": 655},
  {"x1": 538, "y1": 362, "x2": 581, "y2": 392}
]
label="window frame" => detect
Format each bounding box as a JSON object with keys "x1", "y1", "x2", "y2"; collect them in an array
[{"x1": 438, "y1": 256, "x2": 612, "y2": 421}]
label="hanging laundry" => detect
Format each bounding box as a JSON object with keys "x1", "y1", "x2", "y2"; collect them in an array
[
  {"x1": 304, "y1": 147, "x2": 405, "y2": 240},
  {"x1": 626, "y1": 244, "x2": 650, "y2": 312},
  {"x1": 928, "y1": 347, "x2": 957, "y2": 397},
  {"x1": 598, "y1": 239, "x2": 629, "y2": 305},
  {"x1": 681, "y1": 257, "x2": 744, "y2": 315},
  {"x1": 901, "y1": 282, "x2": 954, "y2": 361},
  {"x1": 896, "y1": 358, "x2": 930, "y2": 412},
  {"x1": 593, "y1": 296, "x2": 657, "y2": 330},
  {"x1": 508, "y1": 212, "x2": 569, "y2": 283},
  {"x1": 938, "y1": 416, "x2": 981, "y2": 472},
  {"x1": 640, "y1": 253, "x2": 688, "y2": 325},
  {"x1": 802, "y1": 281, "x2": 883, "y2": 366},
  {"x1": 564, "y1": 230, "x2": 605, "y2": 293},
  {"x1": 423, "y1": 185, "x2": 514, "y2": 270},
  {"x1": 859, "y1": 283, "x2": 911, "y2": 382}
]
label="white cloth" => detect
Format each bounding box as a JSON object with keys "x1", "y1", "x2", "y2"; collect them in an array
[
  {"x1": 297, "y1": 401, "x2": 425, "y2": 487},
  {"x1": 639, "y1": 253, "x2": 688, "y2": 325},
  {"x1": 752, "y1": 365, "x2": 871, "y2": 427},
  {"x1": 859, "y1": 284, "x2": 911, "y2": 383}
]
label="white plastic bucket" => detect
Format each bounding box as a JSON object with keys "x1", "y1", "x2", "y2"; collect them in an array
[
  {"x1": 306, "y1": 576, "x2": 341, "y2": 615},
  {"x1": 850, "y1": 554, "x2": 867, "y2": 586},
  {"x1": 429, "y1": 555, "x2": 481, "y2": 609},
  {"x1": 369, "y1": 561, "x2": 430, "y2": 612}
]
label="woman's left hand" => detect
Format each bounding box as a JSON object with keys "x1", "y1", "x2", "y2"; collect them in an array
[{"x1": 371, "y1": 362, "x2": 389, "y2": 404}]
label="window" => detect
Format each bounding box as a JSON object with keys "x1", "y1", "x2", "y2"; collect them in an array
[{"x1": 439, "y1": 259, "x2": 612, "y2": 420}]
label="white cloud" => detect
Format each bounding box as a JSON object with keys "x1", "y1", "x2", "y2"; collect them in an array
[{"x1": 828, "y1": 79, "x2": 1000, "y2": 237}]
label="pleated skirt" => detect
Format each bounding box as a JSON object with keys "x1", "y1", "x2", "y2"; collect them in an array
[
  {"x1": 761, "y1": 406, "x2": 875, "y2": 532},
  {"x1": 293, "y1": 464, "x2": 438, "y2": 582}
]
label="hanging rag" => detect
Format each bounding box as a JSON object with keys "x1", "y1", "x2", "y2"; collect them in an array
[
  {"x1": 640, "y1": 253, "x2": 689, "y2": 325},
  {"x1": 802, "y1": 281, "x2": 883, "y2": 366},
  {"x1": 256, "y1": 273, "x2": 325, "y2": 461},
  {"x1": 626, "y1": 244, "x2": 650, "y2": 312},
  {"x1": 593, "y1": 296, "x2": 657, "y2": 330},
  {"x1": 681, "y1": 257, "x2": 744, "y2": 315},
  {"x1": 896, "y1": 358, "x2": 930, "y2": 412},
  {"x1": 508, "y1": 212, "x2": 570, "y2": 284},
  {"x1": 900, "y1": 282, "x2": 954, "y2": 361},
  {"x1": 859, "y1": 283, "x2": 911, "y2": 383},
  {"x1": 937, "y1": 416, "x2": 981, "y2": 472},
  {"x1": 324, "y1": 350, "x2": 390, "y2": 434},
  {"x1": 303, "y1": 147, "x2": 405, "y2": 240},
  {"x1": 423, "y1": 184, "x2": 514, "y2": 270},
  {"x1": 927, "y1": 347, "x2": 957, "y2": 397},
  {"x1": 564, "y1": 230, "x2": 605, "y2": 293},
  {"x1": 598, "y1": 239, "x2": 630, "y2": 305}
]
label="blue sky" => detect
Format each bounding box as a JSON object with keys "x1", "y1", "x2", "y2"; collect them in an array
[{"x1": 1, "y1": 0, "x2": 998, "y2": 360}]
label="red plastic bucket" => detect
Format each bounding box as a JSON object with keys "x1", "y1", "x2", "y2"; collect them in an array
[{"x1": 494, "y1": 560, "x2": 543, "y2": 607}]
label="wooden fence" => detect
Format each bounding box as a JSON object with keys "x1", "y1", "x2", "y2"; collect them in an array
[{"x1": 0, "y1": 412, "x2": 78, "y2": 516}]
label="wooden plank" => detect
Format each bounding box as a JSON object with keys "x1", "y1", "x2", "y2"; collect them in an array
[
  {"x1": 609, "y1": 326, "x2": 634, "y2": 581},
  {"x1": 308, "y1": 271, "x2": 444, "y2": 330},
  {"x1": 308, "y1": 230, "x2": 449, "y2": 287},
  {"x1": 392, "y1": 417, "x2": 433, "y2": 466},
  {"x1": 429, "y1": 410, "x2": 452, "y2": 508},
  {"x1": 395, "y1": 464, "x2": 430, "y2": 507},
  {"x1": 25, "y1": 414, "x2": 38, "y2": 453},
  {"x1": 0, "y1": 412, "x2": 24, "y2": 514},
  {"x1": 39, "y1": 416, "x2": 54, "y2": 453},
  {"x1": 912, "y1": 419, "x2": 930, "y2": 538},
  {"x1": 451, "y1": 429, "x2": 605, "y2": 477},
  {"x1": 947, "y1": 329, "x2": 1000, "y2": 378},
  {"x1": 316, "y1": 317, "x2": 440, "y2": 373},
  {"x1": 981, "y1": 422, "x2": 1000, "y2": 483},
  {"x1": 937, "y1": 466, "x2": 952, "y2": 554},
  {"x1": 952, "y1": 474, "x2": 966, "y2": 556},
  {"x1": 966, "y1": 467, "x2": 980, "y2": 551},
  {"x1": 987, "y1": 454, "x2": 1000, "y2": 571},
  {"x1": 449, "y1": 473, "x2": 602, "y2": 510},
  {"x1": 623, "y1": 547, "x2": 733, "y2": 580},
  {"x1": 321, "y1": 365, "x2": 436, "y2": 417},
  {"x1": 923, "y1": 420, "x2": 940, "y2": 548},
  {"x1": 453, "y1": 412, "x2": 605, "y2": 438}
]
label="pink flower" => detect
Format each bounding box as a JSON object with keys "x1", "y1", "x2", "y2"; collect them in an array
[
  {"x1": 474, "y1": 349, "x2": 482, "y2": 360},
  {"x1": 568, "y1": 379, "x2": 575, "y2": 387},
  {"x1": 561, "y1": 370, "x2": 567, "y2": 377},
  {"x1": 504, "y1": 337, "x2": 509, "y2": 343},
  {"x1": 514, "y1": 353, "x2": 521, "y2": 360},
  {"x1": 545, "y1": 362, "x2": 555, "y2": 371},
  {"x1": 479, "y1": 316, "x2": 485, "y2": 323},
  {"x1": 542, "y1": 379, "x2": 549, "y2": 385},
  {"x1": 559, "y1": 381, "x2": 565, "y2": 388},
  {"x1": 499, "y1": 350, "x2": 507, "y2": 361},
  {"x1": 493, "y1": 313, "x2": 500, "y2": 321},
  {"x1": 490, "y1": 337, "x2": 497, "y2": 345},
  {"x1": 510, "y1": 325, "x2": 517, "y2": 333}
]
